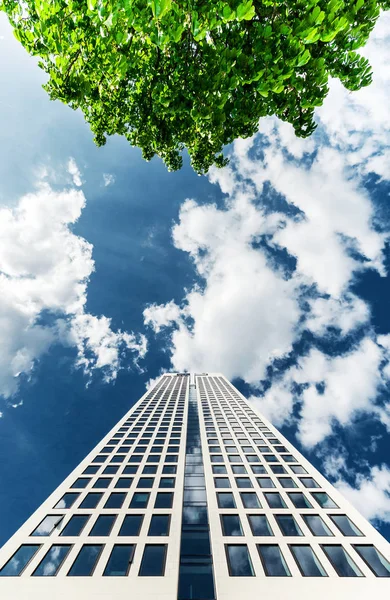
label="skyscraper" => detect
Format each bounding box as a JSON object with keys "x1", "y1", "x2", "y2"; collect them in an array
[{"x1": 0, "y1": 373, "x2": 389, "y2": 599}]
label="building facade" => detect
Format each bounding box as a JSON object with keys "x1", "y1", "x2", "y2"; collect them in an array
[{"x1": 0, "y1": 372, "x2": 390, "y2": 599}]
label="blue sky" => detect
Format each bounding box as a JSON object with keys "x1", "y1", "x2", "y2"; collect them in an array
[{"x1": 1, "y1": 11, "x2": 390, "y2": 546}]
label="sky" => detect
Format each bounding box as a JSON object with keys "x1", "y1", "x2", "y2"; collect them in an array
[{"x1": 0, "y1": 10, "x2": 390, "y2": 546}]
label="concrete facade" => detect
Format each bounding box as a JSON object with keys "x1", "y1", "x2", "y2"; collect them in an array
[{"x1": 0, "y1": 372, "x2": 389, "y2": 599}]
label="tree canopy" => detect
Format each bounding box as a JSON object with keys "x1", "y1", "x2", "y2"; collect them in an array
[{"x1": 1, "y1": 0, "x2": 389, "y2": 173}]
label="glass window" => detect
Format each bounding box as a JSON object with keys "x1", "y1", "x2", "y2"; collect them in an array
[
  {"x1": 54, "y1": 493, "x2": 79, "y2": 509},
  {"x1": 251, "y1": 465, "x2": 267, "y2": 475},
  {"x1": 89, "y1": 515, "x2": 116, "y2": 536},
  {"x1": 160, "y1": 477, "x2": 176, "y2": 488},
  {"x1": 226, "y1": 545, "x2": 254, "y2": 576},
  {"x1": 212, "y1": 465, "x2": 227, "y2": 475},
  {"x1": 248, "y1": 515, "x2": 273, "y2": 536},
  {"x1": 182, "y1": 506, "x2": 209, "y2": 527},
  {"x1": 232, "y1": 466, "x2": 247, "y2": 474},
  {"x1": 312, "y1": 492, "x2": 338, "y2": 509},
  {"x1": 270, "y1": 465, "x2": 287, "y2": 474},
  {"x1": 353, "y1": 545, "x2": 390, "y2": 577},
  {"x1": 240, "y1": 492, "x2": 261, "y2": 509},
  {"x1": 178, "y1": 562, "x2": 215, "y2": 600},
  {"x1": 0, "y1": 545, "x2": 41, "y2": 576},
  {"x1": 211, "y1": 455, "x2": 224, "y2": 463},
  {"x1": 148, "y1": 515, "x2": 170, "y2": 536},
  {"x1": 67, "y1": 545, "x2": 103, "y2": 576},
  {"x1": 31, "y1": 515, "x2": 64, "y2": 536},
  {"x1": 115, "y1": 477, "x2": 133, "y2": 489},
  {"x1": 301, "y1": 514, "x2": 332, "y2": 536},
  {"x1": 32, "y1": 544, "x2": 71, "y2": 577},
  {"x1": 103, "y1": 466, "x2": 119, "y2": 475},
  {"x1": 264, "y1": 455, "x2": 279, "y2": 463},
  {"x1": 123, "y1": 466, "x2": 138, "y2": 474},
  {"x1": 278, "y1": 478, "x2": 297, "y2": 489},
  {"x1": 330, "y1": 515, "x2": 363, "y2": 537},
  {"x1": 79, "y1": 493, "x2": 103, "y2": 509},
  {"x1": 263, "y1": 492, "x2": 287, "y2": 508},
  {"x1": 300, "y1": 477, "x2": 320, "y2": 488},
  {"x1": 119, "y1": 514, "x2": 144, "y2": 536},
  {"x1": 221, "y1": 515, "x2": 243, "y2": 536},
  {"x1": 217, "y1": 493, "x2": 236, "y2": 509},
  {"x1": 155, "y1": 492, "x2": 174, "y2": 509},
  {"x1": 143, "y1": 465, "x2": 157, "y2": 474},
  {"x1": 93, "y1": 478, "x2": 112, "y2": 489},
  {"x1": 181, "y1": 531, "x2": 211, "y2": 556},
  {"x1": 282, "y1": 455, "x2": 297, "y2": 463},
  {"x1": 275, "y1": 515, "x2": 303, "y2": 537},
  {"x1": 83, "y1": 466, "x2": 99, "y2": 474},
  {"x1": 235, "y1": 478, "x2": 252, "y2": 488},
  {"x1": 104, "y1": 492, "x2": 126, "y2": 509},
  {"x1": 103, "y1": 545, "x2": 135, "y2": 576},
  {"x1": 60, "y1": 515, "x2": 90, "y2": 537},
  {"x1": 71, "y1": 478, "x2": 90, "y2": 489},
  {"x1": 290, "y1": 545, "x2": 327, "y2": 577},
  {"x1": 137, "y1": 477, "x2": 154, "y2": 488},
  {"x1": 257, "y1": 477, "x2": 275, "y2": 489},
  {"x1": 214, "y1": 478, "x2": 231, "y2": 489},
  {"x1": 321, "y1": 545, "x2": 363, "y2": 577},
  {"x1": 139, "y1": 545, "x2": 167, "y2": 576},
  {"x1": 288, "y1": 492, "x2": 313, "y2": 509},
  {"x1": 163, "y1": 465, "x2": 177, "y2": 474},
  {"x1": 290, "y1": 465, "x2": 308, "y2": 474},
  {"x1": 129, "y1": 492, "x2": 150, "y2": 509},
  {"x1": 257, "y1": 544, "x2": 291, "y2": 577}
]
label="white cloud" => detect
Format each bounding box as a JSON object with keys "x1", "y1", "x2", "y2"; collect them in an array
[
  {"x1": 103, "y1": 173, "x2": 115, "y2": 187},
  {"x1": 67, "y1": 157, "x2": 83, "y2": 187},
  {"x1": 306, "y1": 294, "x2": 370, "y2": 336},
  {"x1": 0, "y1": 171, "x2": 146, "y2": 402},
  {"x1": 144, "y1": 300, "x2": 182, "y2": 334},
  {"x1": 335, "y1": 465, "x2": 390, "y2": 524}
]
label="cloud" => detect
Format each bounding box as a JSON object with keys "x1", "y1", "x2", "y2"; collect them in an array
[
  {"x1": 103, "y1": 173, "x2": 115, "y2": 187},
  {"x1": 67, "y1": 157, "x2": 83, "y2": 187},
  {"x1": 0, "y1": 169, "x2": 146, "y2": 402},
  {"x1": 335, "y1": 465, "x2": 390, "y2": 524}
]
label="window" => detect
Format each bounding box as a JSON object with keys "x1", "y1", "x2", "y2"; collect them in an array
[
  {"x1": 32, "y1": 544, "x2": 71, "y2": 577},
  {"x1": 270, "y1": 465, "x2": 287, "y2": 474},
  {"x1": 329, "y1": 515, "x2": 363, "y2": 537},
  {"x1": 67, "y1": 545, "x2": 103, "y2": 576},
  {"x1": 290, "y1": 465, "x2": 308, "y2": 474},
  {"x1": 278, "y1": 477, "x2": 297, "y2": 489},
  {"x1": 148, "y1": 515, "x2": 171, "y2": 536},
  {"x1": 251, "y1": 465, "x2": 267, "y2": 475},
  {"x1": 178, "y1": 562, "x2": 215, "y2": 600},
  {"x1": 275, "y1": 515, "x2": 303, "y2": 536},
  {"x1": 163, "y1": 465, "x2": 177, "y2": 474},
  {"x1": 79, "y1": 493, "x2": 103, "y2": 509},
  {"x1": 155, "y1": 492, "x2": 174, "y2": 509},
  {"x1": 303, "y1": 515, "x2": 333, "y2": 536},
  {"x1": 119, "y1": 515, "x2": 144, "y2": 536},
  {"x1": 71, "y1": 478, "x2": 90, "y2": 489},
  {"x1": 263, "y1": 492, "x2": 287, "y2": 508},
  {"x1": 160, "y1": 477, "x2": 175, "y2": 488},
  {"x1": 123, "y1": 466, "x2": 138, "y2": 474},
  {"x1": 143, "y1": 465, "x2": 157, "y2": 474},
  {"x1": 353, "y1": 545, "x2": 390, "y2": 577},
  {"x1": 60, "y1": 515, "x2": 90, "y2": 537},
  {"x1": 232, "y1": 466, "x2": 247, "y2": 474},
  {"x1": 257, "y1": 545, "x2": 291, "y2": 577},
  {"x1": 226, "y1": 545, "x2": 254, "y2": 576},
  {"x1": 257, "y1": 477, "x2": 275, "y2": 489},
  {"x1": 181, "y1": 531, "x2": 211, "y2": 556},
  {"x1": 240, "y1": 492, "x2": 261, "y2": 509},
  {"x1": 221, "y1": 515, "x2": 243, "y2": 536},
  {"x1": 182, "y1": 506, "x2": 209, "y2": 527},
  {"x1": 104, "y1": 492, "x2": 126, "y2": 509},
  {"x1": 312, "y1": 492, "x2": 338, "y2": 509},
  {"x1": 281, "y1": 455, "x2": 297, "y2": 463},
  {"x1": 115, "y1": 477, "x2": 133, "y2": 489},
  {"x1": 0, "y1": 545, "x2": 41, "y2": 576},
  {"x1": 54, "y1": 493, "x2": 79, "y2": 509},
  {"x1": 321, "y1": 545, "x2": 363, "y2": 577},
  {"x1": 93, "y1": 478, "x2": 112, "y2": 489},
  {"x1": 103, "y1": 466, "x2": 119, "y2": 475},
  {"x1": 103, "y1": 545, "x2": 135, "y2": 576},
  {"x1": 83, "y1": 466, "x2": 99, "y2": 474},
  {"x1": 130, "y1": 492, "x2": 150, "y2": 509},
  {"x1": 31, "y1": 515, "x2": 64, "y2": 536},
  {"x1": 290, "y1": 545, "x2": 327, "y2": 577},
  {"x1": 248, "y1": 515, "x2": 273, "y2": 536},
  {"x1": 212, "y1": 465, "x2": 227, "y2": 475},
  {"x1": 300, "y1": 477, "x2": 320, "y2": 488},
  {"x1": 137, "y1": 477, "x2": 154, "y2": 488},
  {"x1": 139, "y1": 545, "x2": 167, "y2": 576},
  {"x1": 214, "y1": 478, "x2": 231, "y2": 489},
  {"x1": 89, "y1": 515, "x2": 117, "y2": 536},
  {"x1": 217, "y1": 492, "x2": 236, "y2": 508},
  {"x1": 288, "y1": 492, "x2": 313, "y2": 509}
]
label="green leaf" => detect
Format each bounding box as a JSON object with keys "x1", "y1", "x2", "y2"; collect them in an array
[
  {"x1": 149, "y1": 0, "x2": 172, "y2": 20},
  {"x1": 297, "y1": 48, "x2": 311, "y2": 66},
  {"x1": 236, "y1": 1, "x2": 255, "y2": 21},
  {"x1": 87, "y1": 0, "x2": 97, "y2": 11},
  {"x1": 355, "y1": 0, "x2": 364, "y2": 11}
]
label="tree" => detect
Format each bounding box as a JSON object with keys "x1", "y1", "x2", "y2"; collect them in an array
[{"x1": 1, "y1": 0, "x2": 389, "y2": 173}]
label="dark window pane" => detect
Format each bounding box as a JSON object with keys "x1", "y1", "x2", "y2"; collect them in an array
[
  {"x1": 270, "y1": 465, "x2": 287, "y2": 474},
  {"x1": 257, "y1": 545, "x2": 291, "y2": 577},
  {"x1": 303, "y1": 515, "x2": 333, "y2": 537},
  {"x1": 226, "y1": 545, "x2": 254, "y2": 576},
  {"x1": 68, "y1": 545, "x2": 103, "y2": 576},
  {"x1": 257, "y1": 478, "x2": 275, "y2": 489},
  {"x1": 54, "y1": 493, "x2": 79, "y2": 509},
  {"x1": 240, "y1": 493, "x2": 261, "y2": 509},
  {"x1": 139, "y1": 545, "x2": 167, "y2": 576},
  {"x1": 330, "y1": 515, "x2": 363, "y2": 537},
  {"x1": 103, "y1": 545, "x2": 135, "y2": 576},
  {"x1": 235, "y1": 478, "x2": 253, "y2": 489},
  {"x1": 143, "y1": 466, "x2": 157, "y2": 474},
  {"x1": 138, "y1": 478, "x2": 154, "y2": 488},
  {"x1": 89, "y1": 515, "x2": 116, "y2": 536},
  {"x1": 163, "y1": 465, "x2": 177, "y2": 474},
  {"x1": 93, "y1": 478, "x2": 112, "y2": 489},
  {"x1": 288, "y1": 492, "x2": 312, "y2": 509},
  {"x1": 60, "y1": 515, "x2": 90, "y2": 537},
  {"x1": 115, "y1": 478, "x2": 133, "y2": 489},
  {"x1": 221, "y1": 515, "x2": 243, "y2": 536},
  {"x1": 184, "y1": 488, "x2": 207, "y2": 504},
  {"x1": 119, "y1": 515, "x2": 144, "y2": 536},
  {"x1": 264, "y1": 493, "x2": 286, "y2": 509},
  {"x1": 321, "y1": 545, "x2": 363, "y2": 577},
  {"x1": 83, "y1": 466, "x2": 99, "y2": 474},
  {"x1": 181, "y1": 531, "x2": 211, "y2": 556},
  {"x1": 178, "y1": 562, "x2": 215, "y2": 600},
  {"x1": 275, "y1": 515, "x2": 303, "y2": 537},
  {"x1": 155, "y1": 493, "x2": 174, "y2": 509},
  {"x1": 31, "y1": 515, "x2": 64, "y2": 536},
  {"x1": 32, "y1": 545, "x2": 71, "y2": 576},
  {"x1": 0, "y1": 545, "x2": 41, "y2": 576},
  {"x1": 300, "y1": 477, "x2": 320, "y2": 488},
  {"x1": 182, "y1": 506, "x2": 209, "y2": 527},
  {"x1": 104, "y1": 492, "x2": 126, "y2": 509},
  {"x1": 290, "y1": 545, "x2": 327, "y2": 577},
  {"x1": 353, "y1": 545, "x2": 390, "y2": 577},
  {"x1": 312, "y1": 492, "x2": 338, "y2": 509},
  {"x1": 214, "y1": 478, "x2": 231, "y2": 489},
  {"x1": 123, "y1": 466, "x2": 138, "y2": 474},
  {"x1": 248, "y1": 515, "x2": 273, "y2": 536},
  {"x1": 217, "y1": 493, "x2": 236, "y2": 509},
  {"x1": 130, "y1": 492, "x2": 150, "y2": 509},
  {"x1": 290, "y1": 466, "x2": 308, "y2": 474},
  {"x1": 148, "y1": 515, "x2": 170, "y2": 536},
  {"x1": 103, "y1": 466, "x2": 119, "y2": 474},
  {"x1": 71, "y1": 478, "x2": 90, "y2": 489},
  {"x1": 159, "y1": 477, "x2": 175, "y2": 488},
  {"x1": 79, "y1": 493, "x2": 103, "y2": 509}
]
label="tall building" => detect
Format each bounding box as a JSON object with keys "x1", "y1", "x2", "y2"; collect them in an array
[{"x1": 0, "y1": 373, "x2": 390, "y2": 600}]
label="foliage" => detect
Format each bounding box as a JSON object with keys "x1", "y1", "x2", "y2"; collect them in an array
[{"x1": 1, "y1": 0, "x2": 388, "y2": 173}]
